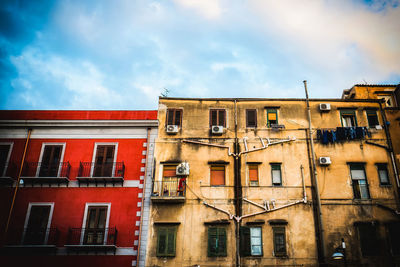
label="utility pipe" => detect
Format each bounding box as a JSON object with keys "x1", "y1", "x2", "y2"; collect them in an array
[
  {"x1": 4, "y1": 128, "x2": 32, "y2": 240},
  {"x1": 301, "y1": 165, "x2": 307, "y2": 202},
  {"x1": 304, "y1": 80, "x2": 326, "y2": 262}
]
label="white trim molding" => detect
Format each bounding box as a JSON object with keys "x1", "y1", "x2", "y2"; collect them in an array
[
  {"x1": 80, "y1": 203, "x2": 111, "y2": 245},
  {"x1": 90, "y1": 143, "x2": 118, "y2": 177},
  {"x1": 36, "y1": 142, "x2": 66, "y2": 177},
  {"x1": 22, "y1": 202, "x2": 55, "y2": 245}
]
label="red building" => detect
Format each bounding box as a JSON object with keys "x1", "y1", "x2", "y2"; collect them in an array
[{"x1": 0, "y1": 110, "x2": 158, "y2": 267}]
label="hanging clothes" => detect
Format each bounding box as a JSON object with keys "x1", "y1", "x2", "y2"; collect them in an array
[
  {"x1": 336, "y1": 127, "x2": 346, "y2": 141},
  {"x1": 317, "y1": 129, "x2": 322, "y2": 141},
  {"x1": 355, "y1": 127, "x2": 364, "y2": 139},
  {"x1": 322, "y1": 130, "x2": 329, "y2": 144}
]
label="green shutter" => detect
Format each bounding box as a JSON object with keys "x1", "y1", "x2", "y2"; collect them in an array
[
  {"x1": 208, "y1": 227, "x2": 217, "y2": 257},
  {"x1": 157, "y1": 227, "x2": 176, "y2": 257},
  {"x1": 240, "y1": 226, "x2": 251, "y2": 256},
  {"x1": 157, "y1": 228, "x2": 167, "y2": 256},
  {"x1": 218, "y1": 228, "x2": 227, "y2": 256},
  {"x1": 166, "y1": 228, "x2": 176, "y2": 256}
]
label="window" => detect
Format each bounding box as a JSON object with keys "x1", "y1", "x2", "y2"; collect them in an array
[
  {"x1": 340, "y1": 110, "x2": 357, "y2": 127},
  {"x1": 246, "y1": 109, "x2": 257, "y2": 128},
  {"x1": 210, "y1": 109, "x2": 226, "y2": 127},
  {"x1": 162, "y1": 165, "x2": 179, "y2": 197},
  {"x1": 366, "y1": 110, "x2": 379, "y2": 128},
  {"x1": 0, "y1": 143, "x2": 12, "y2": 177},
  {"x1": 93, "y1": 145, "x2": 115, "y2": 177},
  {"x1": 273, "y1": 227, "x2": 286, "y2": 256},
  {"x1": 249, "y1": 165, "x2": 258, "y2": 186},
  {"x1": 208, "y1": 227, "x2": 227, "y2": 257},
  {"x1": 267, "y1": 109, "x2": 278, "y2": 127},
  {"x1": 39, "y1": 144, "x2": 63, "y2": 177},
  {"x1": 210, "y1": 165, "x2": 225, "y2": 186},
  {"x1": 349, "y1": 164, "x2": 370, "y2": 199},
  {"x1": 240, "y1": 226, "x2": 262, "y2": 256},
  {"x1": 271, "y1": 163, "x2": 282, "y2": 186},
  {"x1": 166, "y1": 109, "x2": 182, "y2": 126},
  {"x1": 84, "y1": 206, "x2": 108, "y2": 245},
  {"x1": 377, "y1": 163, "x2": 390, "y2": 186},
  {"x1": 387, "y1": 222, "x2": 400, "y2": 256},
  {"x1": 357, "y1": 222, "x2": 378, "y2": 256},
  {"x1": 23, "y1": 204, "x2": 53, "y2": 245},
  {"x1": 379, "y1": 95, "x2": 394, "y2": 107},
  {"x1": 157, "y1": 226, "x2": 176, "y2": 257}
]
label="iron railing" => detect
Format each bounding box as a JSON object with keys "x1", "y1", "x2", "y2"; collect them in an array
[
  {"x1": 77, "y1": 162, "x2": 125, "y2": 178},
  {"x1": 5, "y1": 227, "x2": 59, "y2": 246},
  {"x1": 21, "y1": 162, "x2": 71, "y2": 178},
  {"x1": 66, "y1": 227, "x2": 118, "y2": 246},
  {"x1": 152, "y1": 177, "x2": 186, "y2": 197}
]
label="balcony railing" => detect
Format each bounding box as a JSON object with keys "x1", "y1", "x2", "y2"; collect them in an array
[
  {"x1": 66, "y1": 227, "x2": 118, "y2": 246},
  {"x1": 151, "y1": 177, "x2": 186, "y2": 203},
  {"x1": 21, "y1": 162, "x2": 71, "y2": 178},
  {"x1": 77, "y1": 162, "x2": 125, "y2": 178},
  {"x1": 0, "y1": 162, "x2": 18, "y2": 184},
  {"x1": 5, "y1": 227, "x2": 59, "y2": 246}
]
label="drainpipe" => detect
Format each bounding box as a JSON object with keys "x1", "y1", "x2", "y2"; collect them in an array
[
  {"x1": 378, "y1": 101, "x2": 400, "y2": 208},
  {"x1": 304, "y1": 81, "x2": 326, "y2": 263},
  {"x1": 4, "y1": 128, "x2": 32, "y2": 241}
]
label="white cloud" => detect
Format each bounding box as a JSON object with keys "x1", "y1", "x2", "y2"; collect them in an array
[{"x1": 173, "y1": 0, "x2": 224, "y2": 19}]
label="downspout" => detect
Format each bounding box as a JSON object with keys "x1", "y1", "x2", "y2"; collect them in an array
[
  {"x1": 4, "y1": 128, "x2": 32, "y2": 240},
  {"x1": 137, "y1": 127, "x2": 151, "y2": 267},
  {"x1": 378, "y1": 101, "x2": 400, "y2": 207},
  {"x1": 233, "y1": 99, "x2": 241, "y2": 267},
  {"x1": 304, "y1": 80, "x2": 326, "y2": 263}
]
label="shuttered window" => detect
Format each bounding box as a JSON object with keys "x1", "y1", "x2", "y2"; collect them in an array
[
  {"x1": 157, "y1": 226, "x2": 176, "y2": 257},
  {"x1": 349, "y1": 164, "x2": 370, "y2": 199},
  {"x1": 366, "y1": 110, "x2": 379, "y2": 127},
  {"x1": 273, "y1": 227, "x2": 286, "y2": 256},
  {"x1": 210, "y1": 165, "x2": 225, "y2": 186},
  {"x1": 377, "y1": 163, "x2": 390, "y2": 185},
  {"x1": 0, "y1": 144, "x2": 12, "y2": 177},
  {"x1": 210, "y1": 109, "x2": 226, "y2": 127},
  {"x1": 246, "y1": 109, "x2": 257, "y2": 127},
  {"x1": 271, "y1": 163, "x2": 282, "y2": 186},
  {"x1": 249, "y1": 165, "x2": 258, "y2": 186},
  {"x1": 166, "y1": 109, "x2": 182, "y2": 126},
  {"x1": 240, "y1": 226, "x2": 262, "y2": 256},
  {"x1": 267, "y1": 109, "x2": 278, "y2": 127},
  {"x1": 208, "y1": 227, "x2": 227, "y2": 257}
]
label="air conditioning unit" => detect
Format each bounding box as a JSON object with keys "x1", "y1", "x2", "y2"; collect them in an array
[
  {"x1": 319, "y1": 103, "x2": 331, "y2": 111},
  {"x1": 166, "y1": 125, "x2": 179, "y2": 134},
  {"x1": 176, "y1": 162, "x2": 190, "y2": 176},
  {"x1": 211, "y1": 125, "x2": 224, "y2": 134},
  {"x1": 319, "y1": 157, "x2": 331, "y2": 165}
]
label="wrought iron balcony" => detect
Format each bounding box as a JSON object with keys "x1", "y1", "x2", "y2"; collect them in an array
[
  {"x1": 151, "y1": 177, "x2": 186, "y2": 203},
  {"x1": 76, "y1": 162, "x2": 125, "y2": 185},
  {"x1": 65, "y1": 227, "x2": 118, "y2": 253},
  {"x1": 20, "y1": 162, "x2": 70, "y2": 185}
]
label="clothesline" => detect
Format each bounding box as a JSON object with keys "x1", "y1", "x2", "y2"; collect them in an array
[{"x1": 316, "y1": 127, "x2": 371, "y2": 144}]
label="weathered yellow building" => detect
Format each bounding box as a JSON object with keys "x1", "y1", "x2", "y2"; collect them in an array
[{"x1": 144, "y1": 84, "x2": 400, "y2": 267}]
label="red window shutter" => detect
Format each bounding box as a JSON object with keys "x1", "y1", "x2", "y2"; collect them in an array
[
  {"x1": 249, "y1": 166, "x2": 258, "y2": 181},
  {"x1": 211, "y1": 166, "x2": 225, "y2": 185}
]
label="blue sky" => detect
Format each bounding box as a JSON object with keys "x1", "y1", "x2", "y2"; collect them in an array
[{"x1": 0, "y1": 0, "x2": 399, "y2": 110}]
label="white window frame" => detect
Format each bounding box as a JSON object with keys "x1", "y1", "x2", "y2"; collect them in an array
[
  {"x1": 22, "y1": 202, "x2": 55, "y2": 245},
  {"x1": 80, "y1": 203, "x2": 111, "y2": 245},
  {"x1": 250, "y1": 226, "x2": 262, "y2": 256},
  {"x1": 36, "y1": 142, "x2": 66, "y2": 177},
  {"x1": 0, "y1": 142, "x2": 13, "y2": 177},
  {"x1": 90, "y1": 143, "x2": 118, "y2": 177}
]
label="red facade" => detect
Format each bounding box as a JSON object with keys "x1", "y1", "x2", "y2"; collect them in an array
[{"x1": 0, "y1": 111, "x2": 157, "y2": 267}]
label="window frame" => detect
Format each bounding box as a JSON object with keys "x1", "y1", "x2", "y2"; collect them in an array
[
  {"x1": 356, "y1": 222, "x2": 379, "y2": 257},
  {"x1": 156, "y1": 226, "x2": 177, "y2": 257},
  {"x1": 210, "y1": 165, "x2": 226, "y2": 186},
  {"x1": 366, "y1": 110, "x2": 379, "y2": 128},
  {"x1": 0, "y1": 142, "x2": 13, "y2": 177},
  {"x1": 80, "y1": 203, "x2": 111, "y2": 245},
  {"x1": 349, "y1": 163, "x2": 370, "y2": 200},
  {"x1": 22, "y1": 202, "x2": 54, "y2": 245},
  {"x1": 248, "y1": 164, "x2": 259, "y2": 186},
  {"x1": 376, "y1": 163, "x2": 390, "y2": 186},
  {"x1": 271, "y1": 163, "x2": 282, "y2": 186},
  {"x1": 240, "y1": 226, "x2": 263, "y2": 257},
  {"x1": 90, "y1": 143, "x2": 118, "y2": 177},
  {"x1": 209, "y1": 109, "x2": 226, "y2": 127},
  {"x1": 37, "y1": 143, "x2": 66, "y2": 177},
  {"x1": 166, "y1": 108, "x2": 183, "y2": 127},
  {"x1": 266, "y1": 109, "x2": 278, "y2": 127},
  {"x1": 246, "y1": 109, "x2": 257, "y2": 128},
  {"x1": 273, "y1": 226, "x2": 287, "y2": 257},
  {"x1": 207, "y1": 227, "x2": 227, "y2": 257},
  {"x1": 340, "y1": 110, "x2": 358, "y2": 127}
]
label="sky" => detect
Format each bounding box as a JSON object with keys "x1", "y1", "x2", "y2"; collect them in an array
[{"x1": 0, "y1": 0, "x2": 399, "y2": 110}]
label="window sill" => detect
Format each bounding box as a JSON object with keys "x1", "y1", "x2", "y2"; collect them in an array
[{"x1": 379, "y1": 184, "x2": 392, "y2": 187}]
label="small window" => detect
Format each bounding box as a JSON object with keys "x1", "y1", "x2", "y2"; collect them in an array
[
  {"x1": 249, "y1": 165, "x2": 258, "y2": 186},
  {"x1": 93, "y1": 145, "x2": 116, "y2": 177},
  {"x1": 271, "y1": 163, "x2": 282, "y2": 186},
  {"x1": 349, "y1": 164, "x2": 370, "y2": 199},
  {"x1": 157, "y1": 226, "x2": 176, "y2": 257},
  {"x1": 246, "y1": 109, "x2": 257, "y2": 128},
  {"x1": 377, "y1": 163, "x2": 390, "y2": 186},
  {"x1": 208, "y1": 227, "x2": 227, "y2": 257},
  {"x1": 240, "y1": 226, "x2": 262, "y2": 256},
  {"x1": 160, "y1": 165, "x2": 180, "y2": 197},
  {"x1": 166, "y1": 109, "x2": 182, "y2": 127},
  {"x1": 379, "y1": 95, "x2": 394, "y2": 107},
  {"x1": 357, "y1": 222, "x2": 378, "y2": 256},
  {"x1": 267, "y1": 109, "x2": 278, "y2": 127},
  {"x1": 210, "y1": 165, "x2": 225, "y2": 186},
  {"x1": 273, "y1": 227, "x2": 286, "y2": 257},
  {"x1": 210, "y1": 109, "x2": 226, "y2": 127},
  {"x1": 0, "y1": 143, "x2": 12, "y2": 177},
  {"x1": 340, "y1": 110, "x2": 357, "y2": 127},
  {"x1": 387, "y1": 222, "x2": 400, "y2": 256},
  {"x1": 366, "y1": 110, "x2": 379, "y2": 128},
  {"x1": 39, "y1": 145, "x2": 63, "y2": 177}
]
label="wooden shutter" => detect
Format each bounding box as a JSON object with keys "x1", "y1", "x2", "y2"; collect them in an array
[
  {"x1": 167, "y1": 228, "x2": 176, "y2": 255},
  {"x1": 210, "y1": 110, "x2": 226, "y2": 127},
  {"x1": 273, "y1": 227, "x2": 286, "y2": 256},
  {"x1": 0, "y1": 144, "x2": 11, "y2": 176},
  {"x1": 218, "y1": 110, "x2": 226, "y2": 127},
  {"x1": 163, "y1": 165, "x2": 177, "y2": 177},
  {"x1": 246, "y1": 109, "x2": 257, "y2": 127},
  {"x1": 39, "y1": 145, "x2": 62, "y2": 177},
  {"x1": 249, "y1": 165, "x2": 258, "y2": 182},
  {"x1": 94, "y1": 145, "x2": 115, "y2": 177},
  {"x1": 24, "y1": 205, "x2": 51, "y2": 245},
  {"x1": 210, "y1": 166, "x2": 225, "y2": 186},
  {"x1": 157, "y1": 228, "x2": 167, "y2": 256},
  {"x1": 240, "y1": 226, "x2": 251, "y2": 256},
  {"x1": 218, "y1": 228, "x2": 227, "y2": 256},
  {"x1": 208, "y1": 227, "x2": 218, "y2": 257}
]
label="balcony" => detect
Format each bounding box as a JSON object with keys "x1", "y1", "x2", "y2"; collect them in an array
[
  {"x1": 151, "y1": 177, "x2": 186, "y2": 203},
  {"x1": 65, "y1": 227, "x2": 118, "y2": 254},
  {"x1": 21, "y1": 162, "x2": 70, "y2": 185},
  {"x1": 76, "y1": 162, "x2": 125, "y2": 186},
  {"x1": 2, "y1": 228, "x2": 59, "y2": 254},
  {"x1": 0, "y1": 162, "x2": 17, "y2": 185}
]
